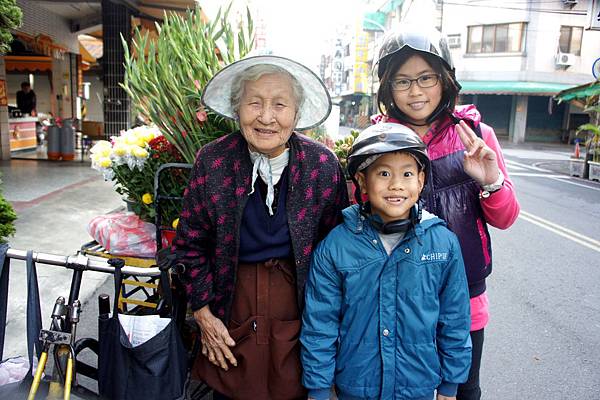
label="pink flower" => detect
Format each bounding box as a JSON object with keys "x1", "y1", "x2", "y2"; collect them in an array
[
  {"x1": 194, "y1": 80, "x2": 201, "y2": 90},
  {"x1": 196, "y1": 110, "x2": 207, "y2": 122}
]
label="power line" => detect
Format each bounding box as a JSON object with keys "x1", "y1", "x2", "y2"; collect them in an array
[{"x1": 443, "y1": 2, "x2": 588, "y2": 15}]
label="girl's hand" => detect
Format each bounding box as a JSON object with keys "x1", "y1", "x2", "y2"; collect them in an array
[
  {"x1": 456, "y1": 120, "x2": 500, "y2": 186},
  {"x1": 436, "y1": 395, "x2": 456, "y2": 400},
  {"x1": 194, "y1": 305, "x2": 237, "y2": 370}
]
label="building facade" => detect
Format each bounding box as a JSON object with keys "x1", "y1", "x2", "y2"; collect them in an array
[{"x1": 442, "y1": 0, "x2": 600, "y2": 143}]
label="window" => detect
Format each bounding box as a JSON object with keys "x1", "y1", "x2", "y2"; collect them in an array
[
  {"x1": 467, "y1": 22, "x2": 525, "y2": 53},
  {"x1": 559, "y1": 26, "x2": 583, "y2": 55}
]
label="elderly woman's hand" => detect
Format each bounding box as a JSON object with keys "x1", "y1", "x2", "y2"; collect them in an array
[{"x1": 194, "y1": 306, "x2": 238, "y2": 370}]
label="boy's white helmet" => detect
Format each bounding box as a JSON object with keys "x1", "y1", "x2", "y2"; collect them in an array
[{"x1": 347, "y1": 123, "x2": 430, "y2": 180}]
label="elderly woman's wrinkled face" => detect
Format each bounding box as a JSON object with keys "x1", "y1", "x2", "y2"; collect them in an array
[{"x1": 238, "y1": 73, "x2": 297, "y2": 157}]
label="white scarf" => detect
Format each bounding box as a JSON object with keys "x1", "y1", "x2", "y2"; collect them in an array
[{"x1": 248, "y1": 148, "x2": 290, "y2": 216}]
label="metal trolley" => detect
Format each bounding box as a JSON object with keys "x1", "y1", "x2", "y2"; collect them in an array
[{"x1": 4, "y1": 247, "x2": 162, "y2": 400}]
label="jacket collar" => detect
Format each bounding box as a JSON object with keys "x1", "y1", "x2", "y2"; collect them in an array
[{"x1": 342, "y1": 204, "x2": 443, "y2": 237}]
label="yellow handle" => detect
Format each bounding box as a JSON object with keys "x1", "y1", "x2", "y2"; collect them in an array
[
  {"x1": 63, "y1": 355, "x2": 73, "y2": 400},
  {"x1": 28, "y1": 351, "x2": 48, "y2": 400}
]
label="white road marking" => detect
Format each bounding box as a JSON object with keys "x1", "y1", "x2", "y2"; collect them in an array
[
  {"x1": 505, "y1": 159, "x2": 552, "y2": 172},
  {"x1": 549, "y1": 177, "x2": 600, "y2": 192},
  {"x1": 519, "y1": 210, "x2": 600, "y2": 253},
  {"x1": 509, "y1": 173, "x2": 567, "y2": 178}
]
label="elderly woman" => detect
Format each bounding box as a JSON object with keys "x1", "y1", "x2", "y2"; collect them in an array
[{"x1": 172, "y1": 56, "x2": 349, "y2": 399}]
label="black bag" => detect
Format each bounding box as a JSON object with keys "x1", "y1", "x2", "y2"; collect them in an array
[
  {"x1": 97, "y1": 262, "x2": 187, "y2": 400},
  {"x1": 0, "y1": 246, "x2": 45, "y2": 398}
]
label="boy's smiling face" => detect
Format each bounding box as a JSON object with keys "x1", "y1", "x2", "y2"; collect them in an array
[{"x1": 357, "y1": 152, "x2": 425, "y2": 223}]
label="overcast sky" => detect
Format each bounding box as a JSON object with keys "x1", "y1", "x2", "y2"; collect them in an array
[{"x1": 199, "y1": 0, "x2": 366, "y2": 71}]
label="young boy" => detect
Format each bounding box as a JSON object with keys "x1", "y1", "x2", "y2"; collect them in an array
[{"x1": 300, "y1": 123, "x2": 472, "y2": 400}]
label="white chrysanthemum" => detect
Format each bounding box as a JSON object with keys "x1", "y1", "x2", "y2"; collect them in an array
[{"x1": 90, "y1": 140, "x2": 112, "y2": 157}]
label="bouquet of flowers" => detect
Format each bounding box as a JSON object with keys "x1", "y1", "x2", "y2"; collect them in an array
[{"x1": 90, "y1": 125, "x2": 187, "y2": 226}]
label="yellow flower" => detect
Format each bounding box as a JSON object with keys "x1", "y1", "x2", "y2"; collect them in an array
[
  {"x1": 113, "y1": 143, "x2": 128, "y2": 156},
  {"x1": 97, "y1": 157, "x2": 112, "y2": 168},
  {"x1": 142, "y1": 193, "x2": 153, "y2": 204},
  {"x1": 132, "y1": 146, "x2": 149, "y2": 158},
  {"x1": 172, "y1": 218, "x2": 179, "y2": 229}
]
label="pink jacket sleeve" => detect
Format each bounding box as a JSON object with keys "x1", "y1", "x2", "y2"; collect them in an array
[{"x1": 479, "y1": 122, "x2": 520, "y2": 229}]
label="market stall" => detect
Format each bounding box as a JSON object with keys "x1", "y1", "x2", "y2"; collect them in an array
[{"x1": 8, "y1": 116, "x2": 37, "y2": 152}]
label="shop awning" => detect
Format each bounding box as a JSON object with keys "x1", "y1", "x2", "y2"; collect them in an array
[
  {"x1": 363, "y1": 12, "x2": 386, "y2": 31},
  {"x1": 459, "y1": 80, "x2": 576, "y2": 96},
  {"x1": 4, "y1": 56, "x2": 52, "y2": 73},
  {"x1": 554, "y1": 80, "x2": 600, "y2": 102}
]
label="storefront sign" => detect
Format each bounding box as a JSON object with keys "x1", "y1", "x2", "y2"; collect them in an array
[
  {"x1": 0, "y1": 80, "x2": 7, "y2": 106},
  {"x1": 590, "y1": 0, "x2": 600, "y2": 31},
  {"x1": 14, "y1": 32, "x2": 67, "y2": 59}
]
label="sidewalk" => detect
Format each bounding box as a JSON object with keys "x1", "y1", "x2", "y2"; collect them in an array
[{"x1": 1, "y1": 158, "x2": 122, "y2": 359}]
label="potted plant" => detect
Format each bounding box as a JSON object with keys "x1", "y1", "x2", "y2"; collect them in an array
[{"x1": 575, "y1": 102, "x2": 600, "y2": 181}]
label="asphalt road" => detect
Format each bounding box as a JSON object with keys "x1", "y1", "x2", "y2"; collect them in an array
[{"x1": 481, "y1": 148, "x2": 600, "y2": 398}]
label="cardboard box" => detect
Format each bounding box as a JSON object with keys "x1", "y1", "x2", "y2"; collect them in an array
[{"x1": 81, "y1": 121, "x2": 104, "y2": 138}]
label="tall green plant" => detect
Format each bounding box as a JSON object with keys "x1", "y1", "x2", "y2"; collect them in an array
[
  {"x1": 122, "y1": 5, "x2": 254, "y2": 163},
  {"x1": 0, "y1": 0, "x2": 22, "y2": 55}
]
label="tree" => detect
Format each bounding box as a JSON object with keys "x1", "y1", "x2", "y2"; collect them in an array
[{"x1": 0, "y1": 0, "x2": 23, "y2": 55}]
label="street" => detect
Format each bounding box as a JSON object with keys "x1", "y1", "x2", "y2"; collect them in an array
[{"x1": 481, "y1": 146, "x2": 600, "y2": 398}]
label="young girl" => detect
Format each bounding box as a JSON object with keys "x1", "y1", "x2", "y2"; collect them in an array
[
  {"x1": 301, "y1": 123, "x2": 472, "y2": 400},
  {"x1": 373, "y1": 26, "x2": 520, "y2": 400}
]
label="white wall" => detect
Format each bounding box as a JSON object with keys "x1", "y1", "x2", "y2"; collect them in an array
[{"x1": 16, "y1": 0, "x2": 79, "y2": 53}]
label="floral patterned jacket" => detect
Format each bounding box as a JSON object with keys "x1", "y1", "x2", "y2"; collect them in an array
[{"x1": 172, "y1": 131, "x2": 349, "y2": 322}]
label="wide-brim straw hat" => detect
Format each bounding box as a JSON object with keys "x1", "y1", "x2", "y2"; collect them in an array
[{"x1": 202, "y1": 55, "x2": 332, "y2": 131}]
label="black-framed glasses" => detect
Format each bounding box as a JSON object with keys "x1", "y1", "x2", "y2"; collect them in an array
[{"x1": 390, "y1": 74, "x2": 441, "y2": 91}]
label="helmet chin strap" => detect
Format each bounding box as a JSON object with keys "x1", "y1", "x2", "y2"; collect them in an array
[{"x1": 360, "y1": 201, "x2": 422, "y2": 234}]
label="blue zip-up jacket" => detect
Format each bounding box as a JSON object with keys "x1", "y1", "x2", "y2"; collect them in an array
[{"x1": 301, "y1": 205, "x2": 471, "y2": 400}]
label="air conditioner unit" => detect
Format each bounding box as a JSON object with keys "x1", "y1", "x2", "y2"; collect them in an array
[{"x1": 556, "y1": 52, "x2": 576, "y2": 67}]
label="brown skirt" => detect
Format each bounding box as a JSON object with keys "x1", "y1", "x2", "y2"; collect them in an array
[{"x1": 192, "y1": 259, "x2": 306, "y2": 400}]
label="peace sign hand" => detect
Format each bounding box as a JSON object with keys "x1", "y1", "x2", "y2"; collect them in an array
[{"x1": 456, "y1": 120, "x2": 500, "y2": 186}]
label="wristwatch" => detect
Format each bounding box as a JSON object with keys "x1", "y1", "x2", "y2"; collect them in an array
[{"x1": 479, "y1": 171, "x2": 505, "y2": 199}]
